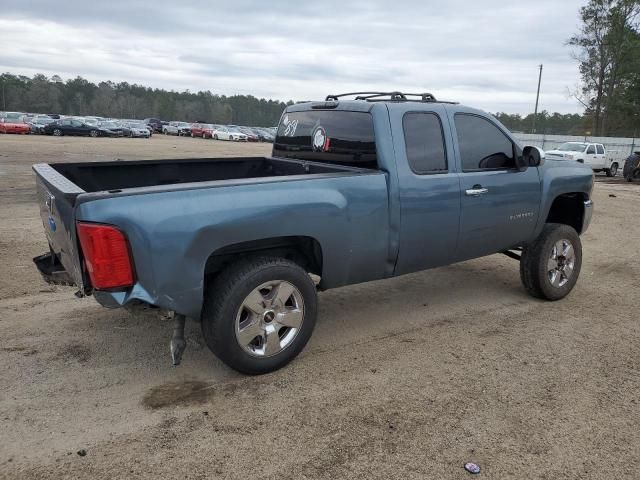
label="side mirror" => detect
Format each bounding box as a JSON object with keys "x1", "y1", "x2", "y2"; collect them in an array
[{"x1": 522, "y1": 146, "x2": 545, "y2": 167}]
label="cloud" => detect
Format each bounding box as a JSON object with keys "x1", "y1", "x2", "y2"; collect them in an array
[{"x1": 0, "y1": 0, "x2": 585, "y2": 113}]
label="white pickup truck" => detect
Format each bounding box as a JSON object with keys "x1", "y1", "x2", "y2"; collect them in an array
[{"x1": 545, "y1": 142, "x2": 619, "y2": 176}]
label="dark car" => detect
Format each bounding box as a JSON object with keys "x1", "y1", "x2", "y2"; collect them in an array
[
  {"x1": 43, "y1": 118, "x2": 108, "y2": 137},
  {"x1": 29, "y1": 116, "x2": 56, "y2": 134},
  {"x1": 252, "y1": 127, "x2": 275, "y2": 142},
  {"x1": 99, "y1": 121, "x2": 131, "y2": 137},
  {"x1": 144, "y1": 118, "x2": 164, "y2": 133},
  {"x1": 237, "y1": 126, "x2": 260, "y2": 142}
]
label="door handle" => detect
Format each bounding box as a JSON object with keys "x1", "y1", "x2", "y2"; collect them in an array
[{"x1": 465, "y1": 187, "x2": 489, "y2": 196}]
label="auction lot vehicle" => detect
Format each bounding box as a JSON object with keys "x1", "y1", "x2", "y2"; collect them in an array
[
  {"x1": 546, "y1": 142, "x2": 619, "y2": 176},
  {"x1": 144, "y1": 117, "x2": 164, "y2": 133},
  {"x1": 44, "y1": 118, "x2": 107, "y2": 137},
  {"x1": 190, "y1": 123, "x2": 215, "y2": 138},
  {"x1": 124, "y1": 121, "x2": 152, "y2": 138},
  {"x1": 163, "y1": 121, "x2": 191, "y2": 136},
  {"x1": 213, "y1": 125, "x2": 248, "y2": 141},
  {"x1": 29, "y1": 116, "x2": 56, "y2": 134},
  {"x1": 623, "y1": 151, "x2": 640, "y2": 182},
  {"x1": 32, "y1": 91, "x2": 594, "y2": 374},
  {"x1": 0, "y1": 113, "x2": 31, "y2": 134}
]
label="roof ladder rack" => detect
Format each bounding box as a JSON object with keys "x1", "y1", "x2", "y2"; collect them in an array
[{"x1": 325, "y1": 91, "x2": 438, "y2": 102}]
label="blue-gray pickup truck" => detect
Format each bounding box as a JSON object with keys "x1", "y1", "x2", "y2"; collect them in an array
[{"x1": 33, "y1": 91, "x2": 594, "y2": 374}]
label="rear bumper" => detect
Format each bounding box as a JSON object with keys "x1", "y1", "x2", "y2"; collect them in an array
[
  {"x1": 33, "y1": 252, "x2": 76, "y2": 286},
  {"x1": 582, "y1": 199, "x2": 593, "y2": 234}
]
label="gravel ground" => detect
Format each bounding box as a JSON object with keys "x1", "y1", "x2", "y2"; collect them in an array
[{"x1": 0, "y1": 134, "x2": 639, "y2": 479}]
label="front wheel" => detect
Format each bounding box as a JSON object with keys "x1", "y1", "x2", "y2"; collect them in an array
[
  {"x1": 53, "y1": 128, "x2": 62, "y2": 136},
  {"x1": 606, "y1": 163, "x2": 618, "y2": 177},
  {"x1": 201, "y1": 257, "x2": 317, "y2": 374},
  {"x1": 520, "y1": 223, "x2": 582, "y2": 301},
  {"x1": 90, "y1": 130, "x2": 99, "y2": 138}
]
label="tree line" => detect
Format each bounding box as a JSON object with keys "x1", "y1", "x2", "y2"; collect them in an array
[
  {"x1": 569, "y1": 0, "x2": 640, "y2": 137},
  {"x1": 493, "y1": 112, "x2": 589, "y2": 136},
  {"x1": 0, "y1": 73, "x2": 292, "y2": 127}
]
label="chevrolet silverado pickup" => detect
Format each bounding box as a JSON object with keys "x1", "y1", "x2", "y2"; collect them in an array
[{"x1": 32, "y1": 91, "x2": 594, "y2": 374}]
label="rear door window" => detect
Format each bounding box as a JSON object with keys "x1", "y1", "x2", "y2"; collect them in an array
[
  {"x1": 596, "y1": 144, "x2": 605, "y2": 154},
  {"x1": 273, "y1": 110, "x2": 377, "y2": 168},
  {"x1": 403, "y1": 113, "x2": 447, "y2": 173}
]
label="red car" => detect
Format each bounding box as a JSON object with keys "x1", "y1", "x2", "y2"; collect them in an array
[
  {"x1": 189, "y1": 123, "x2": 215, "y2": 138},
  {"x1": 0, "y1": 114, "x2": 31, "y2": 134}
]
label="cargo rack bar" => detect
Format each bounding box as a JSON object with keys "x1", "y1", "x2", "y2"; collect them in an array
[{"x1": 325, "y1": 91, "x2": 457, "y2": 103}]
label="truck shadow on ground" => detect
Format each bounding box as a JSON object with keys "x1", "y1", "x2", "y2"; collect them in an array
[{"x1": 41, "y1": 255, "x2": 532, "y2": 410}]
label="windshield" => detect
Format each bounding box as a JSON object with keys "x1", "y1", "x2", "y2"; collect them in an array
[
  {"x1": 273, "y1": 110, "x2": 377, "y2": 168},
  {"x1": 99, "y1": 122, "x2": 119, "y2": 128},
  {"x1": 128, "y1": 122, "x2": 147, "y2": 128},
  {"x1": 557, "y1": 143, "x2": 587, "y2": 152},
  {"x1": 4, "y1": 114, "x2": 24, "y2": 122},
  {"x1": 35, "y1": 117, "x2": 54, "y2": 124}
]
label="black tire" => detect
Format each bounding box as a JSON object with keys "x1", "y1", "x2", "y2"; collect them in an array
[
  {"x1": 201, "y1": 257, "x2": 317, "y2": 374},
  {"x1": 213, "y1": 134, "x2": 218, "y2": 140},
  {"x1": 520, "y1": 223, "x2": 582, "y2": 301},
  {"x1": 606, "y1": 162, "x2": 618, "y2": 177},
  {"x1": 623, "y1": 154, "x2": 640, "y2": 182}
]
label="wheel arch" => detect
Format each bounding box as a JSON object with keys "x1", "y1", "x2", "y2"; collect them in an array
[
  {"x1": 203, "y1": 235, "x2": 323, "y2": 286},
  {"x1": 545, "y1": 192, "x2": 588, "y2": 234}
]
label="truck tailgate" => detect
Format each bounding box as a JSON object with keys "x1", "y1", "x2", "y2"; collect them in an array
[{"x1": 33, "y1": 163, "x2": 85, "y2": 288}]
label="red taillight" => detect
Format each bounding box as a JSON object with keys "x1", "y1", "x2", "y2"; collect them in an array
[{"x1": 76, "y1": 223, "x2": 134, "y2": 289}]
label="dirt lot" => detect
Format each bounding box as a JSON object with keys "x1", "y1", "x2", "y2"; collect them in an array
[{"x1": 0, "y1": 134, "x2": 639, "y2": 479}]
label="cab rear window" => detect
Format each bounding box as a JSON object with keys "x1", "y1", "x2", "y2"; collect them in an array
[{"x1": 273, "y1": 110, "x2": 377, "y2": 168}]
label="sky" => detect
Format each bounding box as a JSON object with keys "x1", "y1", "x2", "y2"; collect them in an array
[{"x1": 0, "y1": 0, "x2": 587, "y2": 114}]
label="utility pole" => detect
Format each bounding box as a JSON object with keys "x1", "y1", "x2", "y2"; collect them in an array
[
  {"x1": 532, "y1": 64, "x2": 543, "y2": 134},
  {"x1": 1, "y1": 80, "x2": 5, "y2": 110}
]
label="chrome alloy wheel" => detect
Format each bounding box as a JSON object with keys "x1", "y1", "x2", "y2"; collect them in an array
[
  {"x1": 235, "y1": 280, "x2": 304, "y2": 357},
  {"x1": 547, "y1": 239, "x2": 576, "y2": 288}
]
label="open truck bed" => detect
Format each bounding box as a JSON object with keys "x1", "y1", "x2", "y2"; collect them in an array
[
  {"x1": 32, "y1": 156, "x2": 383, "y2": 295},
  {"x1": 47, "y1": 156, "x2": 358, "y2": 192}
]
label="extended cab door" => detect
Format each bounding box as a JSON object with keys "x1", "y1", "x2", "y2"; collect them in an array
[
  {"x1": 448, "y1": 110, "x2": 541, "y2": 261},
  {"x1": 585, "y1": 144, "x2": 600, "y2": 168},
  {"x1": 390, "y1": 104, "x2": 462, "y2": 274}
]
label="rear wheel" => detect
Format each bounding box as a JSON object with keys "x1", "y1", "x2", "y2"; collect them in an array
[
  {"x1": 606, "y1": 163, "x2": 618, "y2": 177},
  {"x1": 213, "y1": 134, "x2": 218, "y2": 140},
  {"x1": 90, "y1": 130, "x2": 98, "y2": 138},
  {"x1": 201, "y1": 257, "x2": 317, "y2": 374},
  {"x1": 520, "y1": 223, "x2": 582, "y2": 301},
  {"x1": 53, "y1": 128, "x2": 62, "y2": 136}
]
